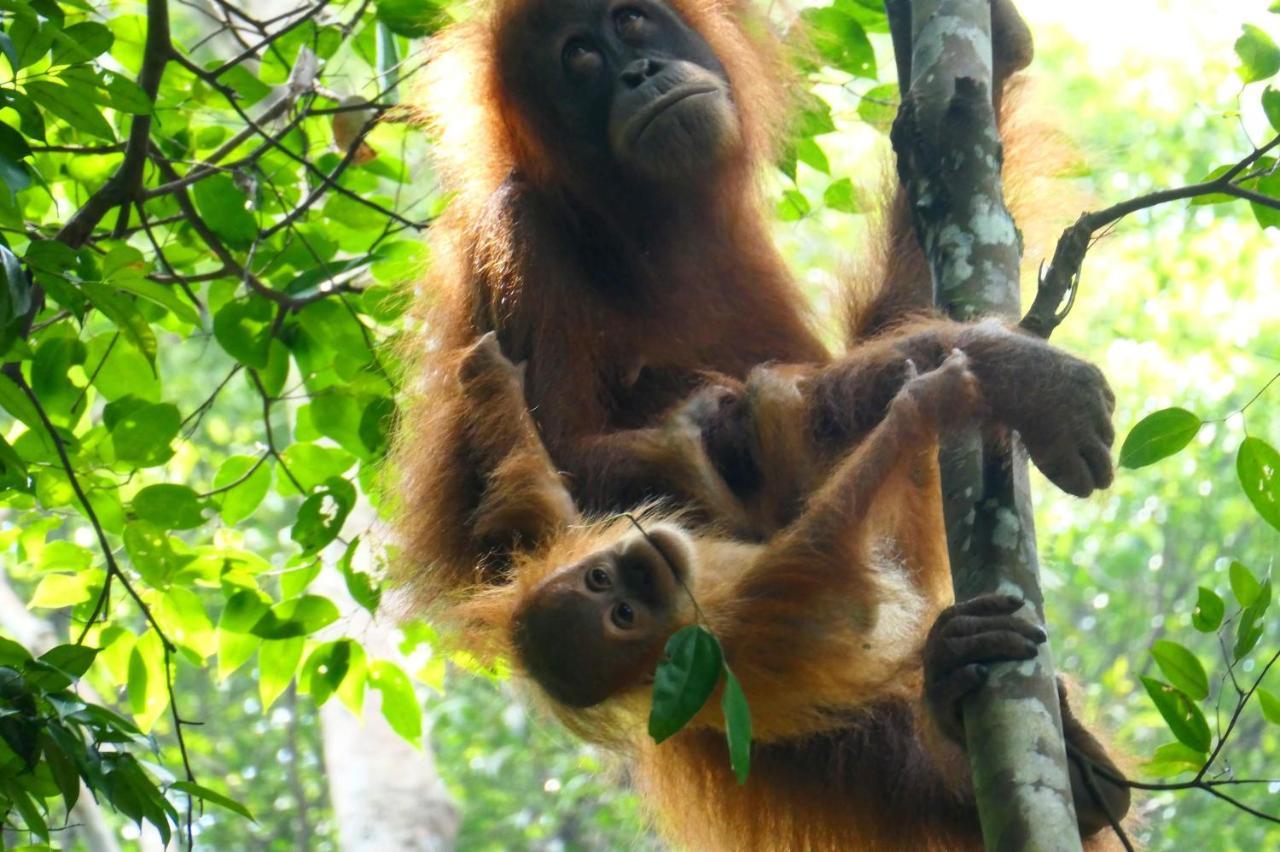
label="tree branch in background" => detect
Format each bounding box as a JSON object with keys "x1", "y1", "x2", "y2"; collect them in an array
[{"x1": 1022, "y1": 133, "x2": 1280, "y2": 338}]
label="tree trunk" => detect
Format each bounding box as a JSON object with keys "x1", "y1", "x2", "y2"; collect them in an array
[
  {"x1": 314, "y1": 566, "x2": 459, "y2": 852},
  {"x1": 886, "y1": 0, "x2": 1081, "y2": 848}
]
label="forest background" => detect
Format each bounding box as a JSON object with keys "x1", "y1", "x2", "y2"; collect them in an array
[{"x1": 0, "y1": 0, "x2": 1278, "y2": 849}]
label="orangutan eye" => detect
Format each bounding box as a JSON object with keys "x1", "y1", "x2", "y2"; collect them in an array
[
  {"x1": 612, "y1": 601, "x2": 636, "y2": 628},
  {"x1": 562, "y1": 39, "x2": 601, "y2": 76},
  {"x1": 614, "y1": 7, "x2": 648, "y2": 40},
  {"x1": 586, "y1": 566, "x2": 612, "y2": 590}
]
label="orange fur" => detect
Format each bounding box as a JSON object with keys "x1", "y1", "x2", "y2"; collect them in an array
[{"x1": 388, "y1": 0, "x2": 1129, "y2": 847}]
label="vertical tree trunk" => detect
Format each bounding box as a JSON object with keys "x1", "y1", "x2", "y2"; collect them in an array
[
  {"x1": 313, "y1": 562, "x2": 459, "y2": 852},
  {"x1": 886, "y1": 1, "x2": 1081, "y2": 848}
]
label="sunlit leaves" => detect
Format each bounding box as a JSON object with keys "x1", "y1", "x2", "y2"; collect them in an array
[
  {"x1": 170, "y1": 781, "x2": 254, "y2": 822},
  {"x1": 369, "y1": 660, "x2": 422, "y2": 745},
  {"x1": 108, "y1": 399, "x2": 180, "y2": 466},
  {"x1": 212, "y1": 455, "x2": 271, "y2": 525},
  {"x1": 250, "y1": 595, "x2": 341, "y2": 640},
  {"x1": 258, "y1": 637, "x2": 303, "y2": 710},
  {"x1": 192, "y1": 174, "x2": 257, "y2": 249},
  {"x1": 132, "y1": 483, "x2": 204, "y2": 529},
  {"x1": 1118, "y1": 407, "x2": 1201, "y2": 469},
  {"x1": 128, "y1": 630, "x2": 170, "y2": 732},
  {"x1": 1191, "y1": 587, "x2": 1224, "y2": 632},
  {"x1": 1237, "y1": 437, "x2": 1280, "y2": 531},
  {"x1": 1143, "y1": 742, "x2": 1204, "y2": 778},
  {"x1": 1141, "y1": 676, "x2": 1212, "y2": 754},
  {"x1": 213, "y1": 297, "x2": 274, "y2": 369},
  {"x1": 1149, "y1": 640, "x2": 1208, "y2": 701},
  {"x1": 1235, "y1": 24, "x2": 1280, "y2": 83},
  {"x1": 801, "y1": 3, "x2": 876, "y2": 79},
  {"x1": 291, "y1": 476, "x2": 355, "y2": 554},
  {"x1": 300, "y1": 639, "x2": 355, "y2": 706}
]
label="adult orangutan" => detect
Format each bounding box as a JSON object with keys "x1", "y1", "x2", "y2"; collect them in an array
[
  {"x1": 389, "y1": 0, "x2": 1126, "y2": 846},
  {"x1": 393, "y1": 0, "x2": 1113, "y2": 610}
]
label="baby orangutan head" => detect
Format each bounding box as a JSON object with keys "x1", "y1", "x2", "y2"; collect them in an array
[{"x1": 513, "y1": 526, "x2": 696, "y2": 708}]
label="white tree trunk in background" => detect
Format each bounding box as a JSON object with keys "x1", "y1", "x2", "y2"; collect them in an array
[{"x1": 314, "y1": 565, "x2": 459, "y2": 852}]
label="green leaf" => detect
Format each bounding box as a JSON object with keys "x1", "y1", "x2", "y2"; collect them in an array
[
  {"x1": 823, "y1": 177, "x2": 858, "y2": 213},
  {"x1": 1237, "y1": 437, "x2": 1280, "y2": 532},
  {"x1": 369, "y1": 660, "x2": 422, "y2": 745},
  {"x1": 250, "y1": 595, "x2": 341, "y2": 639},
  {"x1": 259, "y1": 637, "x2": 304, "y2": 710},
  {"x1": 277, "y1": 442, "x2": 356, "y2": 495},
  {"x1": 132, "y1": 484, "x2": 205, "y2": 529},
  {"x1": 359, "y1": 396, "x2": 395, "y2": 457},
  {"x1": 29, "y1": 572, "x2": 94, "y2": 608},
  {"x1": 300, "y1": 640, "x2": 353, "y2": 706},
  {"x1": 101, "y1": 73, "x2": 152, "y2": 114},
  {"x1": 41, "y1": 730, "x2": 80, "y2": 811},
  {"x1": 721, "y1": 666, "x2": 751, "y2": 784},
  {"x1": 1230, "y1": 560, "x2": 1262, "y2": 607},
  {"x1": 291, "y1": 476, "x2": 356, "y2": 554},
  {"x1": 374, "y1": 0, "x2": 443, "y2": 38},
  {"x1": 1143, "y1": 741, "x2": 1204, "y2": 778},
  {"x1": 213, "y1": 297, "x2": 273, "y2": 369},
  {"x1": 212, "y1": 455, "x2": 271, "y2": 525},
  {"x1": 1265, "y1": 87, "x2": 1280, "y2": 133},
  {"x1": 0, "y1": 637, "x2": 32, "y2": 666},
  {"x1": 80, "y1": 281, "x2": 157, "y2": 368},
  {"x1": 1258, "y1": 688, "x2": 1280, "y2": 725},
  {"x1": 39, "y1": 644, "x2": 97, "y2": 680},
  {"x1": 111, "y1": 277, "x2": 200, "y2": 325},
  {"x1": 340, "y1": 538, "x2": 381, "y2": 615},
  {"x1": 111, "y1": 401, "x2": 180, "y2": 466},
  {"x1": 50, "y1": 21, "x2": 113, "y2": 64},
  {"x1": 1236, "y1": 24, "x2": 1280, "y2": 83},
  {"x1": 794, "y1": 137, "x2": 829, "y2": 174},
  {"x1": 857, "y1": 83, "x2": 898, "y2": 129},
  {"x1": 776, "y1": 189, "x2": 810, "y2": 222},
  {"x1": 192, "y1": 174, "x2": 257, "y2": 248},
  {"x1": 801, "y1": 6, "x2": 875, "y2": 78},
  {"x1": 1191, "y1": 586, "x2": 1224, "y2": 632},
  {"x1": 1235, "y1": 579, "x2": 1270, "y2": 660},
  {"x1": 127, "y1": 630, "x2": 169, "y2": 732},
  {"x1": 1141, "y1": 676, "x2": 1211, "y2": 754},
  {"x1": 649, "y1": 626, "x2": 723, "y2": 743},
  {"x1": 1118, "y1": 407, "x2": 1201, "y2": 469},
  {"x1": 171, "y1": 781, "x2": 255, "y2": 821},
  {"x1": 1149, "y1": 640, "x2": 1208, "y2": 701},
  {"x1": 22, "y1": 80, "x2": 115, "y2": 141}
]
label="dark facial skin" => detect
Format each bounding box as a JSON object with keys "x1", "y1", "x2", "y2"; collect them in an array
[
  {"x1": 514, "y1": 528, "x2": 695, "y2": 707},
  {"x1": 499, "y1": 0, "x2": 740, "y2": 182}
]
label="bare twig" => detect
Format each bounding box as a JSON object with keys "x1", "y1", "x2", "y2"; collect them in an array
[{"x1": 1022, "y1": 133, "x2": 1280, "y2": 338}]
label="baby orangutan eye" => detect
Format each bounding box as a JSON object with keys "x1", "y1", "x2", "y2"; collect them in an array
[
  {"x1": 611, "y1": 601, "x2": 635, "y2": 628},
  {"x1": 586, "y1": 566, "x2": 612, "y2": 591}
]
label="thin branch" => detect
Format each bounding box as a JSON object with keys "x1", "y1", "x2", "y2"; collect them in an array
[{"x1": 1022, "y1": 133, "x2": 1280, "y2": 338}]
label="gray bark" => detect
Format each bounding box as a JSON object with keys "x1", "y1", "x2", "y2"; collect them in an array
[{"x1": 886, "y1": 1, "x2": 1081, "y2": 848}]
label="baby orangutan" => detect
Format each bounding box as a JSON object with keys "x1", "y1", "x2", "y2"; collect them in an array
[{"x1": 453, "y1": 332, "x2": 1130, "y2": 849}]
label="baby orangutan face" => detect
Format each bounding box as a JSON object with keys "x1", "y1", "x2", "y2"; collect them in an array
[{"x1": 513, "y1": 527, "x2": 696, "y2": 708}]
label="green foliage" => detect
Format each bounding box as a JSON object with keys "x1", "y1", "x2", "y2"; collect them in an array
[
  {"x1": 648, "y1": 624, "x2": 753, "y2": 784},
  {"x1": 1119, "y1": 407, "x2": 1203, "y2": 468}
]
